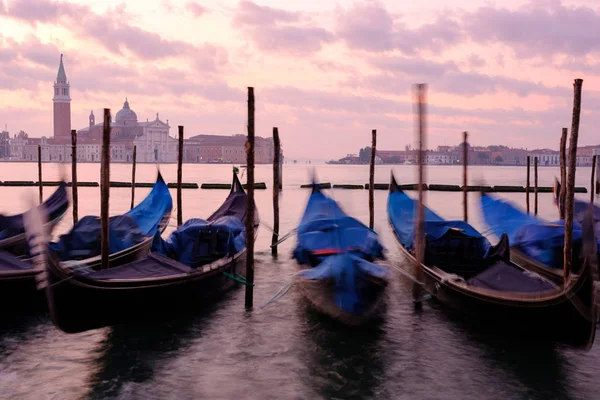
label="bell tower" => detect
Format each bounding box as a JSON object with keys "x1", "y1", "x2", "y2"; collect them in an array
[
  {"x1": 53, "y1": 54, "x2": 71, "y2": 140},
  {"x1": 89, "y1": 110, "x2": 95, "y2": 128}
]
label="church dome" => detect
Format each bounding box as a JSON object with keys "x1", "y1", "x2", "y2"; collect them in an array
[{"x1": 115, "y1": 98, "x2": 137, "y2": 123}]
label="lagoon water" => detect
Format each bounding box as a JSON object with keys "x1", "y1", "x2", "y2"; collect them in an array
[{"x1": 0, "y1": 162, "x2": 598, "y2": 399}]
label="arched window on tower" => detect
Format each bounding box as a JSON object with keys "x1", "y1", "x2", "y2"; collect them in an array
[{"x1": 55, "y1": 88, "x2": 58, "y2": 96}]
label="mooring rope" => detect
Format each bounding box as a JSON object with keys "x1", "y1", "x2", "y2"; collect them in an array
[{"x1": 259, "y1": 273, "x2": 301, "y2": 308}]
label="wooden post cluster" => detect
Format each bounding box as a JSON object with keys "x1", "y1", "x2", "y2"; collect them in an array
[
  {"x1": 414, "y1": 83, "x2": 427, "y2": 307},
  {"x1": 592, "y1": 155, "x2": 597, "y2": 204},
  {"x1": 100, "y1": 108, "x2": 111, "y2": 270},
  {"x1": 177, "y1": 126, "x2": 184, "y2": 227},
  {"x1": 130, "y1": 145, "x2": 137, "y2": 210},
  {"x1": 245, "y1": 87, "x2": 256, "y2": 309},
  {"x1": 71, "y1": 129, "x2": 78, "y2": 224},
  {"x1": 271, "y1": 127, "x2": 280, "y2": 256},
  {"x1": 526, "y1": 156, "x2": 530, "y2": 214},
  {"x1": 369, "y1": 129, "x2": 377, "y2": 229},
  {"x1": 564, "y1": 79, "x2": 583, "y2": 285},
  {"x1": 37, "y1": 145, "x2": 42, "y2": 204},
  {"x1": 534, "y1": 156, "x2": 538, "y2": 216},
  {"x1": 462, "y1": 131, "x2": 468, "y2": 222},
  {"x1": 559, "y1": 128, "x2": 567, "y2": 219}
]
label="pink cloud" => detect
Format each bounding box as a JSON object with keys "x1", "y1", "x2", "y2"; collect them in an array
[{"x1": 185, "y1": 2, "x2": 208, "y2": 17}]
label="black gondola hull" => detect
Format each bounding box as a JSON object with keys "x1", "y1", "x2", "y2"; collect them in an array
[{"x1": 45, "y1": 253, "x2": 246, "y2": 334}]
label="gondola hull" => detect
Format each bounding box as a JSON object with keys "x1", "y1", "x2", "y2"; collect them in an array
[
  {"x1": 45, "y1": 250, "x2": 247, "y2": 334},
  {"x1": 0, "y1": 268, "x2": 44, "y2": 310},
  {"x1": 297, "y1": 262, "x2": 388, "y2": 325},
  {"x1": 394, "y1": 236, "x2": 596, "y2": 349}
]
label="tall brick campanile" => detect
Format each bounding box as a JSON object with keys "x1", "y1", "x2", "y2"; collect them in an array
[{"x1": 53, "y1": 54, "x2": 71, "y2": 140}]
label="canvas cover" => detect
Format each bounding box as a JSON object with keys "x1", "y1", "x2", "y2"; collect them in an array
[
  {"x1": 468, "y1": 261, "x2": 555, "y2": 292},
  {"x1": 50, "y1": 174, "x2": 171, "y2": 261},
  {"x1": 78, "y1": 253, "x2": 192, "y2": 280},
  {"x1": 298, "y1": 253, "x2": 389, "y2": 315},
  {"x1": 293, "y1": 187, "x2": 384, "y2": 265},
  {"x1": 480, "y1": 194, "x2": 592, "y2": 270},
  {"x1": 0, "y1": 183, "x2": 69, "y2": 241},
  {"x1": 151, "y1": 171, "x2": 252, "y2": 267},
  {"x1": 0, "y1": 250, "x2": 34, "y2": 271}
]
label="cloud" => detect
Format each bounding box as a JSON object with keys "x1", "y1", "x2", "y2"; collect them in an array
[
  {"x1": 233, "y1": 1, "x2": 334, "y2": 55},
  {"x1": 364, "y1": 56, "x2": 566, "y2": 97},
  {"x1": 467, "y1": 54, "x2": 486, "y2": 68},
  {"x1": 185, "y1": 2, "x2": 208, "y2": 17},
  {"x1": 464, "y1": 2, "x2": 600, "y2": 59},
  {"x1": 335, "y1": 2, "x2": 462, "y2": 54}
]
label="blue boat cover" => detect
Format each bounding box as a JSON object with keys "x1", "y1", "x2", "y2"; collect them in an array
[
  {"x1": 77, "y1": 253, "x2": 192, "y2": 280},
  {"x1": 151, "y1": 171, "x2": 252, "y2": 267},
  {"x1": 388, "y1": 187, "x2": 491, "y2": 255},
  {"x1": 467, "y1": 261, "x2": 555, "y2": 292},
  {"x1": 480, "y1": 194, "x2": 589, "y2": 269},
  {"x1": 0, "y1": 250, "x2": 34, "y2": 271},
  {"x1": 298, "y1": 253, "x2": 389, "y2": 315},
  {"x1": 293, "y1": 188, "x2": 384, "y2": 264},
  {"x1": 50, "y1": 174, "x2": 171, "y2": 261},
  {"x1": 0, "y1": 183, "x2": 69, "y2": 241}
]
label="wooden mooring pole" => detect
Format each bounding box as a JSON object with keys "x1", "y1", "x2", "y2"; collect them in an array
[
  {"x1": 130, "y1": 145, "x2": 137, "y2": 210},
  {"x1": 414, "y1": 83, "x2": 427, "y2": 308},
  {"x1": 369, "y1": 129, "x2": 377, "y2": 229},
  {"x1": 592, "y1": 155, "x2": 597, "y2": 204},
  {"x1": 462, "y1": 131, "x2": 468, "y2": 222},
  {"x1": 271, "y1": 127, "x2": 280, "y2": 256},
  {"x1": 100, "y1": 108, "x2": 111, "y2": 270},
  {"x1": 559, "y1": 128, "x2": 567, "y2": 219},
  {"x1": 177, "y1": 126, "x2": 184, "y2": 227},
  {"x1": 71, "y1": 129, "x2": 78, "y2": 224},
  {"x1": 245, "y1": 87, "x2": 256, "y2": 309},
  {"x1": 596, "y1": 156, "x2": 599, "y2": 196},
  {"x1": 534, "y1": 156, "x2": 539, "y2": 216},
  {"x1": 526, "y1": 155, "x2": 530, "y2": 214},
  {"x1": 564, "y1": 79, "x2": 583, "y2": 285},
  {"x1": 37, "y1": 145, "x2": 42, "y2": 204}
]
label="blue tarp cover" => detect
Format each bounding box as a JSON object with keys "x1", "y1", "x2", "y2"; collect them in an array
[
  {"x1": 388, "y1": 189, "x2": 490, "y2": 253},
  {"x1": 50, "y1": 174, "x2": 171, "y2": 261},
  {"x1": 50, "y1": 215, "x2": 147, "y2": 260},
  {"x1": 480, "y1": 194, "x2": 590, "y2": 269},
  {"x1": 293, "y1": 189, "x2": 384, "y2": 264},
  {"x1": 152, "y1": 217, "x2": 246, "y2": 267},
  {"x1": 468, "y1": 261, "x2": 555, "y2": 292},
  {"x1": 77, "y1": 253, "x2": 192, "y2": 280},
  {"x1": 298, "y1": 253, "x2": 389, "y2": 315},
  {"x1": 0, "y1": 250, "x2": 34, "y2": 271},
  {"x1": 0, "y1": 183, "x2": 69, "y2": 241},
  {"x1": 151, "y1": 171, "x2": 251, "y2": 267}
]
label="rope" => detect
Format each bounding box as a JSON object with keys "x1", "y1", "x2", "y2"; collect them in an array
[
  {"x1": 259, "y1": 272, "x2": 302, "y2": 308},
  {"x1": 223, "y1": 271, "x2": 254, "y2": 286},
  {"x1": 388, "y1": 262, "x2": 425, "y2": 286},
  {"x1": 270, "y1": 229, "x2": 297, "y2": 248}
]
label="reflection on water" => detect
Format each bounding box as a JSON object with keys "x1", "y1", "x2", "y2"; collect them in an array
[{"x1": 300, "y1": 300, "x2": 386, "y2": 399}]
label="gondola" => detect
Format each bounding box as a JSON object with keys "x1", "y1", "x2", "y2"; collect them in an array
[
  {"x1": 479, "y1": 190, "x2": 599, "y2": 284},
  {"x1": 0, "y1": 182, "x2": 69, "y2": 305},
  {"x1": 28, "y1": 170, "x2": 258, "y2": 333},
  {"x1": 292, "y1": 181, "x2": 389, "y2": 325},
  {"x1": 50, "y1": 171, "x2": 172, "y2": 270},
  {"x1": 388, "y1": 174, "x2": 597, "y2": 349}
]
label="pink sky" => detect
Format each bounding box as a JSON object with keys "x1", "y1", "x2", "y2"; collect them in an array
[{"x1": 1, "y1": 0, "x2": 599, "y2": 159}]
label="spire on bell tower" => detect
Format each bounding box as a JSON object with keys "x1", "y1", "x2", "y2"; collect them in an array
[
  {"x1": 53, "y1": 53, "x2": 71, "y2": 140},
  {"x1": 89, "y1": 110, "x2": 95, "y2": 128}
]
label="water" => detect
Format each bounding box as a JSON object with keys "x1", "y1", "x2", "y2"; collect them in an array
[{"x1": 0, "y1": 162, "x2": 598, "y2": 399}]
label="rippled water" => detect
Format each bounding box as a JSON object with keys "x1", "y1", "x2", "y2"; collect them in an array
[{"x1": 0, "y1": 162, "x2": 598, "y2": 399}]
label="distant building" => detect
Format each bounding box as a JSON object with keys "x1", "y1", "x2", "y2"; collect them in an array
[
  {"x1": 53, "y1": 54, "x2": 71, "y2": 141},
  {"x1": 0, "y1": 129, "x2": 9, "y2": 158},
  {"x1": 183, "y1": 134, "x2": 275, "y2": 164}
]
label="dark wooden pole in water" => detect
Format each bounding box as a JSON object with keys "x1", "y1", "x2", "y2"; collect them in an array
[
  {"x1": 130, "y1": 145, "x2": 137, "y2": 210},
  {"x1": 462, "y1": 131, "x2": 468, "y2": 222},
  {"x1": 564, "y1": 79, "x2": 583, "y2": 285},
  {"x1": 245, "y1": 87, "x2": 256, "y2": 309},
  {"x1": 271, "y1": 127, "x2": 280, "y2": 256},
  {"x1": 534, "y1": 156, "x2": 539, "y2": 216},
  {"x1": 414, "y1": 83, "x2": 427, "y2": 307},
  {"x1": 369, "y1": 129, "x2": 377, "y2": 229},
  {"x1": 101, "y1": 108, "x2": 111, "y2": 270},
  {"x1": 596, "y1": 155, "x2": 599, "y2": 196},
  {"x1": 591, "y1": 155, "x2": 597, "y2": 204},
  {"x1": 71, "y1": 129, "x2": 78, "y2": 224},
  {"x1": 526, "y1": 155, "x2": 530, "y2": 214},
  {"x1": 559, "y1": 128, "x2": 568, "y2": 219},
  {"x1": 37, "y1": 145, "x2": 42, "y2": 204},
  {"x1": 177, "y1": 126, "x2": 184, "y2": 227}
]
